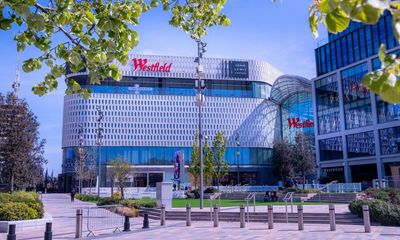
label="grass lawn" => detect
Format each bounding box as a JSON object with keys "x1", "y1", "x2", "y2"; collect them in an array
[{"x1": 172, "y1": 199, "x2": 330, "y2": 208}]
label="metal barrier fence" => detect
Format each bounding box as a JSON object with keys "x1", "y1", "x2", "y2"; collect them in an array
[{"x1": 85, "y1": 205, "x2": 125, "y2": 237}]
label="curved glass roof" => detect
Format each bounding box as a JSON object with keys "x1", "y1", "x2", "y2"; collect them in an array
[{"x1": 271, "y1": 74, "x2": 311, "y2": 103}]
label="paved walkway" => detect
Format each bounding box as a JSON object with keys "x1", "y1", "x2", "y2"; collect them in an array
[{"x1": 1, "y1": 194, "x2": 400, "y2": 239}]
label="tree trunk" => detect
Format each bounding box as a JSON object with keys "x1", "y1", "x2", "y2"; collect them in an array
[
  {"x1": 120, "y1": 185, "x2": 124, "y2": 200},
  {"x1": 111, "y1": 179, "x2": 114, "y2": 196},
  {"x1": 302, "y1": 170, "x2": 305, "y2": 190}
]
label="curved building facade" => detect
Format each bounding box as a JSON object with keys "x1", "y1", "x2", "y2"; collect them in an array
[{"x1": 60, "y1": 55, "x2": 312, "y2": 190}]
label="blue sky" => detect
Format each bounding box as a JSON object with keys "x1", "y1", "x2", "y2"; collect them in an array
[{"x1": 0, "y1": 0, "x2": 326, "y2": 174}]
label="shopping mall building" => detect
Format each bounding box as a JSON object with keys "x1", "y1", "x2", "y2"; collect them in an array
[
  {"x1": 59, "y1": 55, "x2": 314, "y2": 192},
  {"x1": 313, "y1": 11, "x2": 400, "y2": 186}
]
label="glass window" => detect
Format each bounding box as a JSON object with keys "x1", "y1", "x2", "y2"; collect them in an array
[
  {"x1": 346, "y1": 131, "x2": 375, "y2": 158},
  {"x1": 380, "y1": 127, "x2": 400, "y2": 155},
  {"x1": 315, "y1": 74, "x2": 340, "y2": 135},
  {"x1": 347, "y1": 34, "x2": 354, "y2": 64},
  {"x1": 341, "y1": 63, "x2": 372, "y2": 129},
  {"x1": 319, "y1": 137, "x2": 343, "y2": 161}
]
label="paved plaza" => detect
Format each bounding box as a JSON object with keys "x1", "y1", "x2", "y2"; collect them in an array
[{"x1": 1, "y1": 194, "x2": 400, "y2": 239}]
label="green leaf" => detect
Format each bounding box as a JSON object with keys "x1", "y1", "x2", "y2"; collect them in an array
[
  {"x1": 108, "y1": 63, "x2": 122, "y2": 81},
  {"x1": 351, "y1": 5, "x2": 381, "y2": 24},
  {"x1": 392, "y1": 10, "x2": 400, "y2": 41},
  {"x1": 0, "y1": 18, "x2": 13, "y2": 30},
  {"x1": 309, "y1": 10, "x2": 319, "y2": 38},
  {"x1": 378, "y1": 44, "x2": 386, "y2": 63},
  {"x1": 85, "y1": 11, "x2": 96, "y2": 24},
  {"x1": 26, "y1": 13, "x2": 45, "y2": 31},
  {"x1": 68, "y1": 51, "x2": 82, "y2": 67},
  {"x1": 319, "y1": 0, "x2": 339, "y2": 14},
  {"x1": 324, "y1": 8, "x2": 350, "y2": 33}
]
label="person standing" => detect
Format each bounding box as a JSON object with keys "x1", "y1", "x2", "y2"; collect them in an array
[{"x1": 71, "y1": 189, "x2": 76, "y2": 202}]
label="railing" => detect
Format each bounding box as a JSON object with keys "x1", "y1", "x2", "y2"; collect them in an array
[
  {"x1": 283, "y1": 192, "x2": 294, "y2": 223},
  {"x1": 244, "y1": 192, "x2": 256, "y2": 223},
  {"x1": 85, "y1": 205, "x2": 125, "y2": 237},
  {"x1": 82, "y1": 187, "x2": 156, "y2": 199},
  {"x1": 318, "y1": 181, "x2": 338, "y2": 192},
  {"x1": 218, "y1": 185, "x2": 279, "y2": 193},
  {"x1": 209, "y1": 193, "x2": 222, "y2": 221}
]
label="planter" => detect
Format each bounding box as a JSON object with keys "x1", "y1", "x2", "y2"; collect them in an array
[{"x1": 0, "y1": 213, "x2": 53, "y2": 233}]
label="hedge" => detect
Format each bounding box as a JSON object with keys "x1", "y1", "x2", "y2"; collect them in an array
[
  {"x1": 121, "y1": 199, "x2": 157, "y2": 209},
  {"x1": 0, "y1": 202, "x2": 38, "y2": 221},
  {"x1": 75, "y1": 194, "x2": 101, "y2": 203},
  {"x1": 0, "y1": 192, "x2": 44, "y2": 221},
  {"x1": 364, "y1": 188, "x2": 400, "y2": 204},
  {"x1": 349, "y1": 200, "x2": 400, "y2": 226}
]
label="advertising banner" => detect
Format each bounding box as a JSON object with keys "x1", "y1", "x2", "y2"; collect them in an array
[{"x1": 173, "y1": 151, "x2": 185, "y2": 182}]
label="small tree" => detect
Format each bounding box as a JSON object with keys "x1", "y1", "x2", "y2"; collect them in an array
[
  {"x1": 203, "y1": 137, "x2": 214, "y2": 186},
  {"x1": 189, "y1": 132, "x2": 200, "y2": 189},
  {"x1": 272, "y1": 139, "x2": 295, "y2": 183},
  {"x1": 74, "y1": 146, "x2": 88, "y2": 194},
  {"x1": 293, "y1": 133, "x2": 316, "y2": 189},
  {"x1": 212, "y1": 131, "x2": 228, "y2": 189},
  {"x1": 107, "y1": 163, "x2": 118, "y2": 196},
  {"x1": 108, "y1": 158, "x2": 131, "y2": 199}
]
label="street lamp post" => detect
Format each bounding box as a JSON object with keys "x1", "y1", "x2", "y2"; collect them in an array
[
  {"x1": 96, "y1": 106, "x2": 104, "y2": 197},
  {"x1": 235, "y1": 131, "x2": 240, "y2": 185},
  {"x1": 78, "y1": 124, "x2": 84, "y2": 194},
  {"x1": 194, "y1": 38, "x2": 207, "y2": 209}
]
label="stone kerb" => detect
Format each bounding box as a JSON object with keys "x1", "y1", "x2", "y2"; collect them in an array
[{"x1": 0, "y1": 213, "x2": 53, "y2": 233}]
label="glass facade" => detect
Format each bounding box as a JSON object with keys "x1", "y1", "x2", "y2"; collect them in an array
[
  {"x1": 316, "y1": 12, "x2": 397, "y2": 76},
  {"x1": 62, "y1": 146, "x2": 273, "y2": 172},
  {"x1": 346, "y1": 131, "x2": 375, "y2": 158},
  {"x1": 280, "y1": 92, "x2": 314, "y2": 145},
  {"x1": 380, "y1": 127, "x2": 400, "y2": 155},
  {"x1": 341, "y1": 63, "x2": 372, "y2": 129},
  {"x1": 314, "y1": 10, "x2": 400, "y2": 183},
  {"x1": 72, "y1": 75, "x2": 271, "y2": 99},
  {"x1": 315, "y1": 74, "x2": 340, "y2": 134},
  {"x1": 319, "y1": 137, "x2": 343, "y2": 161}
]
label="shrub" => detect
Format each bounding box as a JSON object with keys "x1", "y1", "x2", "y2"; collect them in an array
[
  {"x1": 75, "y1": 194, "x2": 101, "y2": 203},
  {"x1": 364, "y1": 188, "x2": 400, "y2": 205},
  {"x1": 26, "y1": 202, "x2": 44, "y2": 218},
  {"x1": 204, "y1": 187, "x2": 218, "y2": 194},
  {"x1": 112, "y1": 192, "x2": 122, "y2": 201},
  {"x1": 121, "y1": 199, "x2": 157, "y2": 209},
  {"x1": 349, "y1": 199, "x2": 400, "y2": 226},
  {"x1": 97, "y1": 197, "x2": 119, "y2": 206},
  {"x1": 0, "y1": 202, "x2": 38, "y2": 221}
]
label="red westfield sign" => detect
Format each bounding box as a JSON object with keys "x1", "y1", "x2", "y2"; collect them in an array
[
  {"x1": 287, "y1": 118, "x2": 314, "y2": 129},
  {"x1": 133, "y1": 58, "x2": 172, "y2": 72}
]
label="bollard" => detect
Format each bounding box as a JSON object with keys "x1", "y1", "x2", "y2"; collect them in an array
[
  {"x1": 240, "y1": 205, "x2": 246, "y2": 228},
  {"x1": 362, "y1": 205, "x2": 371, "y2": 233},
  {"x1": 186, "y1": 204, "x2": 191, "y2": 227},
  {"x1": 75, "y1": 209, "x2": 82, "y2": 239},
  {"x1": 143, "y1": 213, "x2": 149, "y2": 229},
  {"x1": 297, "y1": 205, "x2": 304, "y2": 231},
  {"x1": 123, "y1": 216, "x2": 131, "y2": 232},
  {"x1": 44, "y1": 222, "x2": 52, "y2": 240},
  {"x1": 161, "y1": 204, "x2": 166, "y2": 226},
  {"x1": 329, "y1": 204, "x2": 336, "y2": 231},
  {"x1": 213, "y1": 205, "x2": 219, "y2": 228},
  {"x1": 268, "y1": 205, "x2": 274, "y2": 229},
  {"x1": 7, "y1": 224, "x2": 16, "y2": 240}
]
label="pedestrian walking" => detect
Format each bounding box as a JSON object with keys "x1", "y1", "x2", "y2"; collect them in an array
[{"x1": 71, "y1": 189, "x2": 76, "y2": 202}]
